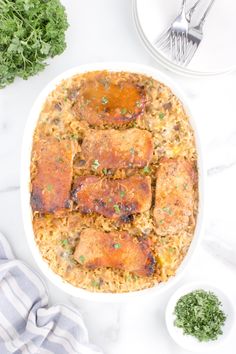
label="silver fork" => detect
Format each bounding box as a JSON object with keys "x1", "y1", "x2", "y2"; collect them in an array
[
  {"x1": 170, "y1": 0, "x2": 189, "y2": 64},
  {"x1": 154, "y1": 1, "x2": 200, "y2": 63},
  {"x1": 184, "y1": 0, "x2": 216, "y2": 66}
]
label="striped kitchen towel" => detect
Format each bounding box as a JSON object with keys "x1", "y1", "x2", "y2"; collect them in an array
[{"x1": 0, "y1": 232, "x2": 103, "y2": 354}]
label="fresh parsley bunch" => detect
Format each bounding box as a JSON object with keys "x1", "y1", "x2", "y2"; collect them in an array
[{"x1": 0, "y1": 0, "x2": 68, "y2": 88}]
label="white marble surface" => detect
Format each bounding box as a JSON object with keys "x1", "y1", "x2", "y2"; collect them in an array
[{"x1": 0, "y1": 1, "x2": 236, "y2": 353}]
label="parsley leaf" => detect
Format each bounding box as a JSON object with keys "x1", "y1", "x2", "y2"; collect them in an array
[
  {"x1": 174, "y1": 290, "x2": 227, "y2": 342},
  {"x1": 120, "y1": 107, "x2": 127, "y2": 115},
  {"x1": 46, "y1": 184, "x2": 53, "y2": 192},
  {"x1": 159, "y1": 112, "x2": 165, "y2": 120},
  {"x1": 0, "y1": 0, "x2": 68, "y2": 88},
  {"x1": 113, "y1": 204, "x2": 120, "y2": 214},
  {"x1": 91, "y1": 279, "x2": 100, "y2": 288},
  {"x1": 162, "y1": 206, "x2": 172, "y2": 215},
  {"x1": 61, "y1": 239, "x2": 69, "y2": 247},
  {"x1": 120, "y1": 190, "x2": 125, "y2": 198},
  {"x1": 79, "y1": 255, "x2": 85, "y2": 264},
  {"x1": 113, "y1": 243, "x2": 121, "y2": 249},
  {"x1": 92, "y1": 159, "x2": 100, "y2": 170},
  {"x1": 101, "y1": 96, "x2": 108, "y2": 104},
  {"x1": 130, "y1": 147, "x2": 135, "y2": 155},
  {"x1": 55, "y1": 156, "x2": 64, "y2": 163},
  {"x1": 143, "y1": 166, "x2": 150, "y2": 174}
]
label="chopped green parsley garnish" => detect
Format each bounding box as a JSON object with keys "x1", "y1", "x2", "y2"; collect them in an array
[
  {"x1": 113, "y1": 243, "x2": 121, "y2": 249},
  {"x1": 143, "y1": 166, "x2": 150, "y2": 174},
  {"x1": 162, "y1": 206, "x2": 172, "y2": 215},
  {"x1": 120, "y1": 190, "x2": 126, "y2": 198},
  {"x1": 113, "y1": 204, "x2": 121, "y2": 214},
  {"x1": 159, "y1": 112, "x2": 165, "y2": 120},
  {"x1": 91, "y1": 279, "x2": 100, "y2": 288},
  {"x1": 70, "y1": 133, "x2": 79, "y2": 140},
  {"x1": 136, "y1": 100, "x2": 142, "y2": 108},
  {"x1": 46, "y1": 184, "x2": 53, "y2": 192},
  {"x1": 55, "y1": 156, "x2": 64, "y2": 163},
  {"x1": 102, "y1": 168, "x2": 108, "y2": 175},
  {"x1": 130, "y1": 147, "x2": 135, "y2": 155},
  {"x1": 101, "y1": 96, "x2": 109, "y2": 104},
  {"x1": 92, "y1": 159, "x2": 100, "y2": 170},
  {"x1": 174, "y1": 290, "x2": 227, "y2": 342},
  {"x1": 79, "y1": 255, "x2": 85, "y2": 264},
  {"x1": 61, "y1": 239, "x2": 69, "y2": 247},
  {"x1": 121, "y1": 107, "x2": 127, "y2": 115}
]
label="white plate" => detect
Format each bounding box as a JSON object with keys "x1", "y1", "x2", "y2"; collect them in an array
[
  {"x1": 133, "y1": 0, "x2": 236, "y2": 77},
  {"x1": 165, "y1": 282, "x2": 235, "y2": 352},
  {"x1": 21, "y1": 62, "x2": 205, "y2": 301}
]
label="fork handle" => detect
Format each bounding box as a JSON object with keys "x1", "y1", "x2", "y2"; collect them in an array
[
  {"x1": 199, "y1": 0, "x2": 216, "y2": 28},
  {"x1": 186, "y1": 0, "x2": 201, "y2": 21},
  {"x1": 180, "y1": 0, "x2": 187, "y2": 12}
]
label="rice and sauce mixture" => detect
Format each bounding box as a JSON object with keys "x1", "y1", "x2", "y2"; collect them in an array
[{"x1": 30, "y1": 71, "x2": 198, "y2": 293}]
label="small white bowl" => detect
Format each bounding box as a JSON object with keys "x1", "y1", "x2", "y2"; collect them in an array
[{"x1": 165, "y1": 282, "x2": 235, "y2": 352}]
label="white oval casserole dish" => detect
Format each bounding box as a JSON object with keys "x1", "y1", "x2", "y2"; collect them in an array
[{"x1": 21, "y1": 63, "x2": 205, "y2": 302}]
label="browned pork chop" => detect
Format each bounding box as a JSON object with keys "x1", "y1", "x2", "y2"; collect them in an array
[
  {"x1": 154, "y1": 157, "x2": 197, "y2": 235},
  {"x1": 72, "y1": 175, "x2": 152, "y2": 221},
  {"x1": 81, "y1": 128, "x2": 153, "y2": 171},
  {"x1": 31, "y1": 138, "x2": 77, "y2": 214},
  {"x1": 73, "y1": 73, "x2": 146, "y2": 126},
  {"x1": 74, "y1": 228, "x2": 155, "y2": 276}
]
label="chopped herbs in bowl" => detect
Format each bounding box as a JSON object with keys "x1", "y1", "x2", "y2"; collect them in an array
[
  {"x1": 165, "y1": 282, "x2": 235, "y2": 352},
  {"x1": 174, "y1": 290, "x2": 226, "y2": 342}
]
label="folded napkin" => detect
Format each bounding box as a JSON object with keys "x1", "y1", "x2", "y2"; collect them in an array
[{"x1": 0, "y1": 232, "x2": 103, "y2": 354}]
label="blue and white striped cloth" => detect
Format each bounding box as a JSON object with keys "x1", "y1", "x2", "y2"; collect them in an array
[{"x1": 0, "y1": 233, "x2": 103, "y2": 354}]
